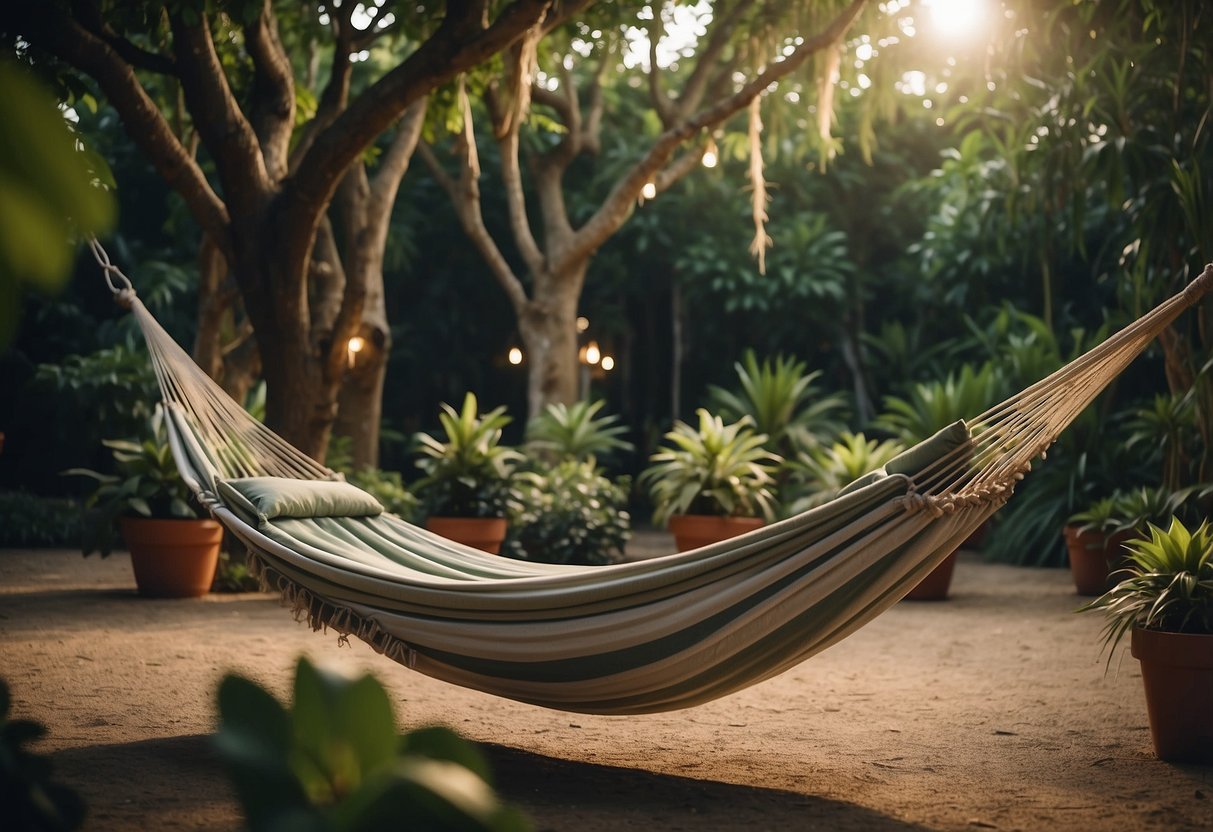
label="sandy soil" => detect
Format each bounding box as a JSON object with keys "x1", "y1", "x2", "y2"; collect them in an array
[{"x1": 2, "y1": 543, "x2": 1210, "y2": 832}]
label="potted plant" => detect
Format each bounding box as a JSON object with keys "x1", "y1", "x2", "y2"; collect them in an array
[
  {"x1": 1082, "y1": 517, "x2": 1213, "y2": 763},
  {"x1": 413, "y1": 393, "x2": 523, "y2": 554},
  {"x1": 1066, "y1": 485, "x2": 1211, "y2": 596},
  {"x1": 65, "y1": 408, "x2": 221, "y2": 598},
  {"x1": 1064, "y1": 494, "x2": 1138, "y2": 597},
  {"x1": 640, "y1": 409, "x2": 780, "y2": 552}
]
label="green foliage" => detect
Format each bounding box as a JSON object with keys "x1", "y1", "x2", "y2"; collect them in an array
[
  {"x1": 63, "y1": 407, "x2": 200, "y2": 556},
  {"x1": 524, "y1": 399, "x2": 633, "y2": 465},
  {"x1": 212, "y1": 550, "x2": 262, "y2": 593},
  {"x1": 214, "y1": 657, "x2": 529, "y2": 832},
  {"x1": 1125, "y1": 392, "x2": 1200, "y2": 491},
  {"x1": 0, "y1": 491, "x2": 82, "y2": 548},
  {"x1": 640, "y1": 409, "x2": 781, "y2": 525},
  {"x1": 31, "y1": 344, "x2": 161, "y2": 451},
  {"x1": 414, "y1": 393, "x2": 523, "y2": 519},
  {"x1": 1082, "y1": 518, "x2": 1213, "y2": 654},
  {"x1": 783, "y1": 432, "x2": 905, "y2": 514},
  {"x1": 0, "y1": 677, "x2": 86, "y2": 831},
  {"x1": 504, "y1": 460, "x2": 631, "y2": 566},
  {"x1": 0, "y1": 60, "x2": 115, "y2": 349},
  {"x1": 874, "y1": 363, "x2": 1004, "y2": 445},
  {"x1": 707, "y1": 350, "x2": 849, "y2": 459}
]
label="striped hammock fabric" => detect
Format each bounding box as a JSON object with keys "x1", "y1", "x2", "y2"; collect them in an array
[{"x1": 102, "y1": 249, "x2": 1213, "y2": 715}]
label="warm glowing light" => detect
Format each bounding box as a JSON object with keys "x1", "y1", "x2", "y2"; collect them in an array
[
  {"x1": 576, "y1": 316, "x2": 590, "y2": 332},
  {"x1": 346, "y1": 335, "x2": 366, "y2": 369},
  {"x1": 600, "y1": 355, "x2": 615, "y2": 372},
  {"x1": 584, "y1": 341, "x2": 601, "y2": 365},
  {"x1": 926, "y1": 0, "x2": 987, "y2": 39},
  {"x1": 508, "y1": 347, "x2": 523, "y2": 365},
  {"x1": 702, "y1": 138, "x2": 718, "y2": 168},
  {"x1": 641, "y1": 181, "x2": 657, "y2": 199}
]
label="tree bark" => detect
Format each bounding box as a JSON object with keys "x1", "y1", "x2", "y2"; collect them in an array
[{"x1": 518, "y1": 262, "x2": 587, "y2": 417}]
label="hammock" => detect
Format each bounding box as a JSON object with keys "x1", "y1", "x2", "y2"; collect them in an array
[{"x1": 93, "y1": 242, "x2": 1213, "y2": 715}]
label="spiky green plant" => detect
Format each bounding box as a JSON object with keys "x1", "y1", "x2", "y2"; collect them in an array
[
  {"x1": 1082, "y1": 517, "x2": 1213, "y2": 654},
  {"x1": 414, "y1": 393, "x2": 523, "y2": 519},
  {"x1": 640, "y1": 409, "x2": 781, "y2": 525},
  {"x1": 784, "y1": 432, "x2": 905, "y2": 513},
  {"x1": 707, "y1": 351, "x2": 848, "y2": 458},
  {"x1": 874, "y1": 362, "x2": 1004, "y2": 444},
  {"x1": 524, "y1": 400, "x2": 634, "y2": 464}
]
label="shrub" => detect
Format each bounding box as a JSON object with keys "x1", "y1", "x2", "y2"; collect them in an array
[
  {"x1": 504, "y1": 460, "x2": 631, "y2": 566},
  {"x1": 0, "y1": 491, "x2": 81, "y2": 548}
]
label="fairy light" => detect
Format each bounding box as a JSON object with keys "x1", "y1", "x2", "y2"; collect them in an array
[
  {"x1": 702, "y1": 138, "x2": 719, "y2": 168},
  {"x1": 508, "y1": 347, "x2": 523, "y2": 365},
  {"x1": 600, "y1": 355, "x2": 615, "y2": 371},
  {"x1": 641, "y1": 181, "x2": 657, "y2": 200},
  {"x1": 584, "y1": 341, "x2": 601, "y2": 365}
]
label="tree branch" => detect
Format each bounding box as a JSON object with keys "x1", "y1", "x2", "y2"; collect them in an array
[
  {"x1": 647, "y1": 11, "x2": 675, "y2": 128},
  {"x1": 287, "y1": 0, "x2": 572, "y2": 229},
  {"x1": 559, "y1": 0, "x2": 868, "y2": 273},
  {"x1": 543, "y1": 61, "x2": 582, "y2": 169},
  {"x1": 323, "y1": 99, "x2": 428, "y2": 379},
  {"x1": 12, "y1": 6, "x2": 231, "y2": 255},
  {"x1": 246, "y1": 0, "x2": 296, "y2": 180},
  {"x1": 168, "y1": 9, "x2": 272, "y2": 218},
  {"x1": 72, "y1": 0, "x2": 178, "y2": 76},
  {"x1": 675, "y1": 0, "x2": 749, "y2": 120},
  {"x1": 418, "y1": 142, "x2": 530, "y2": 312}
]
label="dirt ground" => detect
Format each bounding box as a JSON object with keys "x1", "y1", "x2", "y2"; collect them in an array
[{"x1": 2, "y1": 541, "x2": 1210, "y2": 832}]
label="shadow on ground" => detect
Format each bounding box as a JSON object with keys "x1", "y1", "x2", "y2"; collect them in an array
[
  {"x1": 52, "y1": 734, "x2": 926, "y2": 831},
  {"x1": 486, "y1": 743, "x2": 927, "y2": 831}
]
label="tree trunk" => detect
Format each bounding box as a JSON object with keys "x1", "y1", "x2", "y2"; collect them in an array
[
  {"x1": 518, "y1": 264, "x2": 585, "y2": 418},
  {"x1": 333, "y1": 250, "x2": 391, "y2": 469}
]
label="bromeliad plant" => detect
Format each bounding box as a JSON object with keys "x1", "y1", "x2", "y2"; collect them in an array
[
  {"x1": 874, "y1": 362, "x2": 1004, "y2": 445},
  {"x1": 707, "y1": 350, "x2": 848, "y2": 459},
  {"x1": 413, "y1": 393, "x2": 523, "y2": 520},
  {"x1": 640, "y1": 409, "x2": 781, "y2": 526},
  {"x1": 524, "y1": 399, "x2": 634, "y2": 465},
  {"x1": 783, "y1": 432, "x2": 906, "y2": 514},
  {"x1": 1082, "y1": 517, "x2": 1213, "y2": 651},
  {"x1": 64, "y1": 406, "x2": 202, "y2": 556}
]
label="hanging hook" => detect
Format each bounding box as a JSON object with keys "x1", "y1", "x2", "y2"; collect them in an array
[{"x1": 87, "y1": 236, "x2": 136, "y2": 308}]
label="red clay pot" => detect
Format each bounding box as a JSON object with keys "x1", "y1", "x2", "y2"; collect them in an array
[
  {"x1": 1130, "y1": 627, "x2": 1213, "y2": 764},
  {"x1": 119, "y1": 516, "x2": 222, "y2": 598},
  {"x1": 668, "y1": 515, "x2": 764, "y2": 553},
  {"x1": 904, "y1": 550, "x2": 957, "y2": 601},
  {"x1": 426, "y1": 517, "x2": 508, "y2": 554},
  {"x1": 1063, "y1": 526, "x2": 1135, "y2": 596}
]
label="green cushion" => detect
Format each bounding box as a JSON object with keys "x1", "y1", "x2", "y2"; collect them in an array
[
  {"x1": 218, "y1": 476, "x2": 384, "y2": 526},
  {"x1": 884, "y1": 420, "x2": 972, "y2": 477},
  {"x1": 836, "y1": 420, "x2": 972, "y2": 499}
]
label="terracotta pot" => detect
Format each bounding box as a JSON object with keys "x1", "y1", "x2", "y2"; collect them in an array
[
  {"x1": 1063, "y1": 526, "x2": 1135, "y2": 596},
  {"x1": 426, "y1": 517, "x2": 508, "y2": 554},
  {"x1": 119, "y1": 516, "x2": 222, "y2": 598},
  {"x1": 904, "y1": 550, "x2": 957, "y2": 601},
  {"x1": 1130, "y1": 627, "x2": 1213, "y2": 763},
  {"x1": 667, "y1": 515, "x2": 764, "y2": 553},
  {"x1": 961, "y1": 519, "x2": 990, "y2": 550}
]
